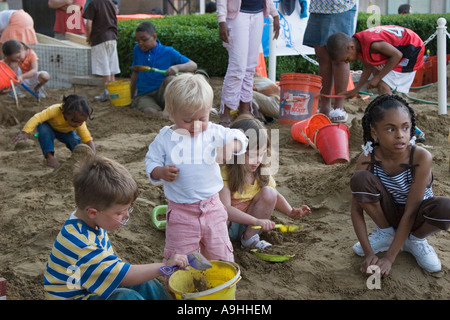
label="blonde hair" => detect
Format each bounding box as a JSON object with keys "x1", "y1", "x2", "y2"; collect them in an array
[
  {"x1": 73, "y1": 156, "x2": 139, "y2": 211},
  {"x1": 164, "y1": 73, "x2": 213, "y2": 117},
  {"x1": 226, "y1": 114, "x2": 271, "y2": 194}
]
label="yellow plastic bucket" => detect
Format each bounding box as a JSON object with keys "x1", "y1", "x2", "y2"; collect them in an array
[
  {"x1": 106, "y1": 80, "x2": 131, "y2": 107},
  {"x1": 169, "y1": 260, "x2": 241, "y2": 300}
]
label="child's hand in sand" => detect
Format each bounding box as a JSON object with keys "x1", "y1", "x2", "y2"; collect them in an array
[
  {"x1": 361, "y1": 253, "x2": 379, "y2": 276},
  {"x1": 11, "y1": 131, "x2": 28, "y2": 144},
  {"x1": 289, "y1": 205, "x2": 311, "y2": 219}
]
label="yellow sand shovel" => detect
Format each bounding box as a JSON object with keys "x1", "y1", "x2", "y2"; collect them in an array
[{"x1": 252, "y1": 224, "x2": 303, "y2": 232}]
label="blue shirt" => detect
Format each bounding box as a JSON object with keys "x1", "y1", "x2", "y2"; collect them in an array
[{"x1": 132, "y1": 40, "x2": 190, "y2": 95}]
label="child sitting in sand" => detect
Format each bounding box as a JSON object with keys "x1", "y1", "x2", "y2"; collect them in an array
[
  {"x1": 11, "y1": 94, "x2": 95, "y2": 168},
  {"x1": 2, "y1": 39, "x2": 50, "y2": 98},
  {"x1": 350, "y1": 94, "x2": 450, "y2": 276},
  {"x1": 130, "y1": 21, "x2": 197, "y2": 115},
  {"x1": 44, "y1": 155, "x2": 188, "y2": 300},
  {"x1": 219, "y1": 115, "x2": 311, "y2": 249},
  {"x1": 145, "y1": 73, "x2": 248, "y2": 262}
]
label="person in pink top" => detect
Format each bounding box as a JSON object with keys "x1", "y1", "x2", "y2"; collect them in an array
[
  {"x1": 216, "y1": 0, "x2": 280, "y2": 127},
  {"x1": 48, "y1": 0, "x2": 86, "y2": 40},
  {"x1": 2, "y1": 39, "x2": 50, "y2": 98}
]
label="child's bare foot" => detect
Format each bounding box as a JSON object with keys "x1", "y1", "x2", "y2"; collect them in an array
[{"x1": 45, "y1": 153, "x2": 60, "y2": 168}]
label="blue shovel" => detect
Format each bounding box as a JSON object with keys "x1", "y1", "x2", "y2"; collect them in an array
[{"x1": 21, "y1": 83, "x2": 40, "y2": 101}]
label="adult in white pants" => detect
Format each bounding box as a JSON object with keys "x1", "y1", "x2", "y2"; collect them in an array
[{"x1": 217, "y1": 0, "x2": 279, "y2": 126}]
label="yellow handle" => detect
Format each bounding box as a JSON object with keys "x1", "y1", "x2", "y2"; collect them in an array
[{"x1": 252, "y1": 224, "x2": 283, "y2": 229}]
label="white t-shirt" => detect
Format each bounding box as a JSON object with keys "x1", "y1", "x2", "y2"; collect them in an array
[
  {"x1": 145, "y1": 122, "x2": 248, "y2": 204},
  {"x1": 0, "y1": 10, "x2": 15, "y2": 33}
]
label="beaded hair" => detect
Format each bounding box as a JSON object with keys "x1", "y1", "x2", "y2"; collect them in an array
[
  {"x1": 361, "y1": 94, "x2": 416, "y2": 148},
  {"x1": 61, "y1": 94, "x2": 93, "y2": 120}
]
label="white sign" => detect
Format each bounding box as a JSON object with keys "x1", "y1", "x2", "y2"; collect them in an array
[{"x1": 263, "y1": 0, "x2": 314, "y2": 56}]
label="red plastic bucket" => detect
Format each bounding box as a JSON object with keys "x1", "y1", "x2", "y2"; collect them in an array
[
  {"x1": 291, "y1": 113, "x2": 331, "y2": 144},
  {"x1": 0, "y1": 61, "x2": 18, "y2": 90},
  {"x1": 411, "y1": 66, "x2": 423, "y2": 90},
  {"x1": 279, "y1": 73, "x2": 322, "y2": 125},
  {"x1": 314, "y1": 123, "x2": 349, "y2": 165},
  {"x1": 421, "y1": 60, "x2": 433, "y2": 85}
]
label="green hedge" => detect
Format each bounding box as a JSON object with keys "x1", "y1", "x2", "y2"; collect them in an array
[{"x1": 117, "y1": 13, "x2": 450, "y2": 80}]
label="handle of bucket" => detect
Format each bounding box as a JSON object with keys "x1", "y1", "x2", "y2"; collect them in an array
[
  {"x1": 180, "y1": 275, "x2": 242, "y2": 300},
  {"x1": 300, "y1": 130, "x2": 320, "y2": 153}
]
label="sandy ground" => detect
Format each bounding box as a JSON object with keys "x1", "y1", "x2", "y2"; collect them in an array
[{"x1": 0, "y1": 77, "x2": 449, "y2": 300}]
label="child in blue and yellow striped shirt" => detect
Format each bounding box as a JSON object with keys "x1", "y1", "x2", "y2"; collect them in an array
[{"x1": 44, "y1": 155, "x2": 188, "y2": 300}]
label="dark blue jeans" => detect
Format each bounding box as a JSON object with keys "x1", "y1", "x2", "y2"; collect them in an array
[
  {"x1": 37, "y1": 122, "x2": 81, "y2": 156},
  {"x1": 88, "y1": 280, "x2": 173, "y2": 300}
]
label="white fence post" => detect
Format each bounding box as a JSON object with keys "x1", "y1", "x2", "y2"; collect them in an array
[
  {"x1": 268, "y1": 16, "x2": 276, "y2": 82},
  {"x1": 437, "y1": 17, "x2": 447, "y2": 115}
]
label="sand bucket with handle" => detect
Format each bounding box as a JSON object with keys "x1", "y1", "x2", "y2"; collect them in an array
[
  {"x1": 0, "y1": 61, "x2": 39, "y2": 101},
  {"x1": 0, "y1": 61, "x2": 20, "y2": 107},
  {"x1": 0, "y1": 61, "x2": 19, "y2": 90},
  {"x1": 291, "y1": 113, "x2": 331, "y2": 144},
  {"x1": 313, "y1": 123, "x2": 349, "y2": 165},
  {"x1": 279, "y1": 73, "x2": 322, "y2": 124},
  {"x1": 106, "y1": 80, "x2": 131, "y2": 107},
  {"x1": 169, "y1": 260, "x2": 241, "y2": 300}
]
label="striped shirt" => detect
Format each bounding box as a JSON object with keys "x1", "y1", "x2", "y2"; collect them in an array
[
  {"x1": 373, "y1": 164, "x2": 434, "y2": 204},
  {"x1": 44, "y1": 213, "x2": 130, "y2": 300}
]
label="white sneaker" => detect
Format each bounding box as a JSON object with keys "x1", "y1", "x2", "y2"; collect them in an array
[
  {"x1": 7, "y1": 86, "x2": 25, "y2": 98},
  {"x1": 352, "y1": 227, "x2": 394, "y2": 256},
  {"x1": 403, "y1": 235, "x2": 441, "y2": 273},
  {"x1": 36, "y1": 87, "x2": 47, "y2": 99}
]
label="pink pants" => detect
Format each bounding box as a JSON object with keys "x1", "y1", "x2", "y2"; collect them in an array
[
  {"x1": 164, "y1": 193, "x2": 234, "y2": 262},
  {"x1": 220, "y1": 11, "x2": 264, "y2": 112}
]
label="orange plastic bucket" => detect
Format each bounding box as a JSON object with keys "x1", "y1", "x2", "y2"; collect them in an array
[
  {"x1": 411, "y1": 67, "x2": 424, "y2": 90},
  {"x1": 421, "y1": 60, "x2": 433, "y2": 85},
  {"x1": 291, "y1": 113, "x2": 331, "y2": 144},
  {"x1": 279, "y1": 73, "x2": 322, "y2": 124},
  {"x1": 0, "y1": 61, "x2": 18, "y2": 90},
  {"x1": 314, "y1": 123, "x2": 349, "y2": 165}
]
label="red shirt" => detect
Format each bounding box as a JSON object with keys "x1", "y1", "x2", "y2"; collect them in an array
[
  {"x1": 53, "y1": 0, "x2": 86, "y2": 34},
  {"x1": 354, "y1": 25, "x2": 424, "y2": 72}
]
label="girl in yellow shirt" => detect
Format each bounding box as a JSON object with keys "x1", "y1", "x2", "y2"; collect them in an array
[
  {"x1": 11, "y1": 94, "x2": 95, "y2": 168},
  {"x1": 219, "y1": 115, "x2": 311, "y2": 249}
]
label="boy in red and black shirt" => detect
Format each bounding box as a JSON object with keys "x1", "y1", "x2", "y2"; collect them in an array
[{"x1": 327, "y1": 25, "x2": 424, "y2": 96}]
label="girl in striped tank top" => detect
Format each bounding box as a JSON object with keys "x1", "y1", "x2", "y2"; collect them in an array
[{"x1": 350, "y1": 94, "x2": 450, "y2": 276}]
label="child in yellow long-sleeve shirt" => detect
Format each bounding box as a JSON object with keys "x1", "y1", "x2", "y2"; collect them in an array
[{"x1": 11, "y1": 94, "x2": 96, "y2": 168}]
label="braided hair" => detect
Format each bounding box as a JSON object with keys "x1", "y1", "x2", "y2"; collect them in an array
[
  {"x1": 61, "y1": 94, "x2": 93, "y2": 120},
  {"x1": 361, "y1": 94, "x2": 415, "y2": 146}
]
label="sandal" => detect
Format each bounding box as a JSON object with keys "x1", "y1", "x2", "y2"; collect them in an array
[{"x1": 241, "y1": 233, "x2": 272, "y2": 249}]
